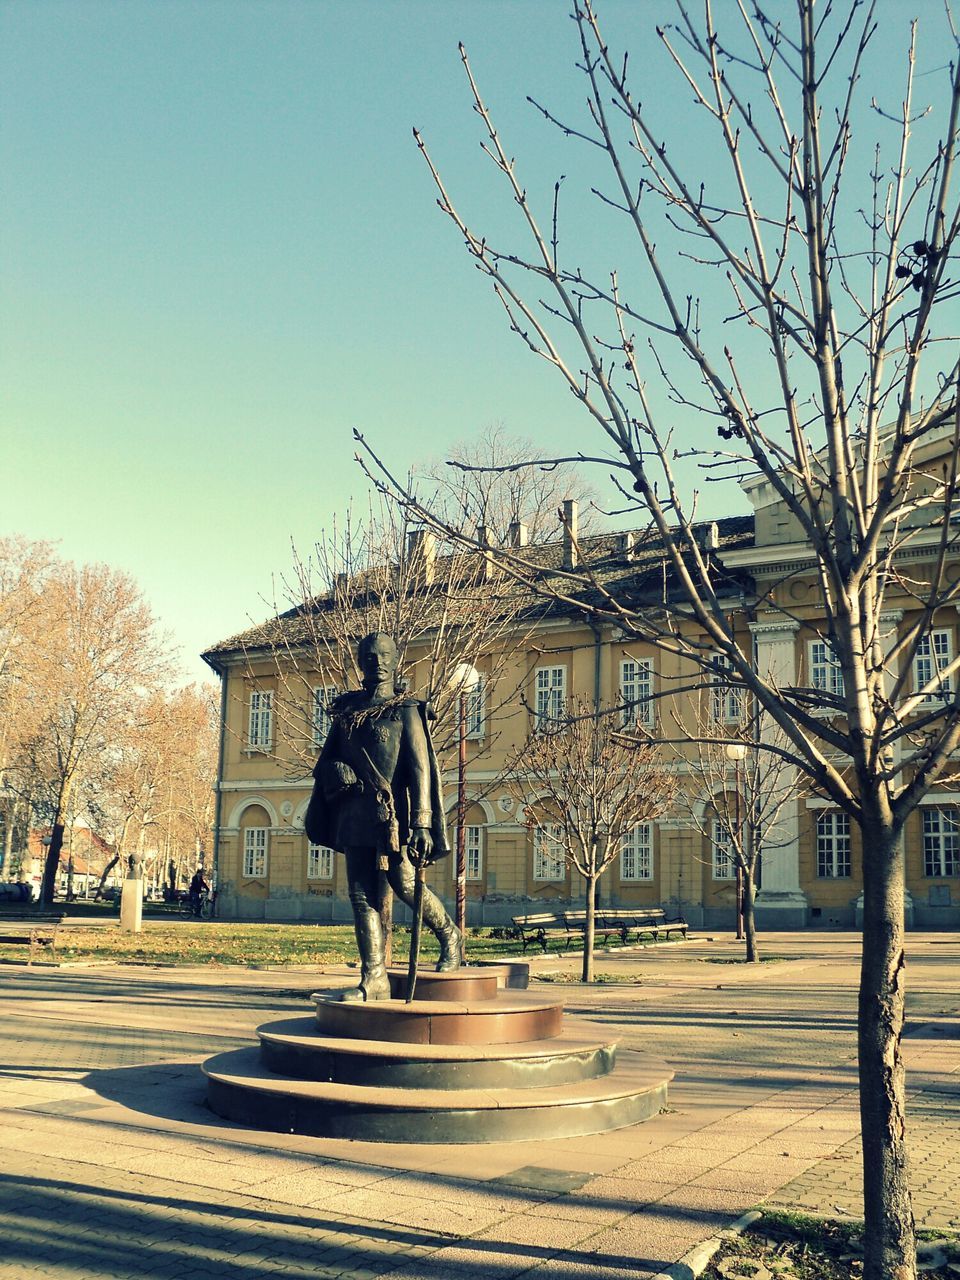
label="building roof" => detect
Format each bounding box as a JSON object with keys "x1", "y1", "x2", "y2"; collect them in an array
[{"x1": 201, "y1": 514, "x2": 756, "y2": 668}]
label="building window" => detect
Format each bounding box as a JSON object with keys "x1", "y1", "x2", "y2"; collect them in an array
[
  {"x1": 620, "y1": 659, "x2": 653, "y2": 729},
  {"x1": 534, "y1": 666, "x2": 567, "y2": 730},
  {"x1": 922, "y1": 808, "x2": 960, "y2": 877},
  {"x1": 914, "y1": 630, "x2": 954, "y2": 703},
  {"x1": 620, "y1": 824, "x2": 653, "y2": 881},
  {"x1": 711, "y1": 655, "x2": 743, "y2": 724},
  {"x1": 312, "y1": 685, "x2": 339, "y2": 747},
  {"x1": 464, "y1": 679, "x2": 486, "y2": 741},
  {"x1": 810, "y1": 640, "x2": 844, "y2": 698},
  {"x1": 533, "y1": 825, "x2": 566, "y2": 881},
  {"x1": 711, "y1": 817, "x2": 736, "y2": 880},
  {"x1": 247, "y1": 690, "x2": 273, "y2": 751},
  {"x1": 307, "y1": 842, "x2": 335, "y2": 880},
  {"x1": 816, "y1": 811, "x2": 851, "y2": 878},
  {"x1": 243, "y1": 827, "x2": 269, "y2": 879},
  {"x1": 465, "y1": 826, "x2": 483, "y2": 881}
]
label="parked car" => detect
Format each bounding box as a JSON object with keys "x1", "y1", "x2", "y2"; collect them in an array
[{"x1": 0, "y1": 881, "x2": 37, "y2": 903}]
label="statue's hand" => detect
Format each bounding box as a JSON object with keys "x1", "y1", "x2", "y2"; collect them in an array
[
  {"x1": 408, "y1": 827, "x2": 434, "y2": 866},
  {"x1": 323, "y1": 761, "x2": 359, "y2": 800}
]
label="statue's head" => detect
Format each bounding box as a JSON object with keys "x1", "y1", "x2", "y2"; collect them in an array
[{"x1": 357, "y1": 632, "x2": 398, "y2": 689}]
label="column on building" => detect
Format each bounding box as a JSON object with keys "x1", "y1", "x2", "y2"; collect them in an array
[{"x1": 751, "y1": 618, "x2": 808, "y2": 926}]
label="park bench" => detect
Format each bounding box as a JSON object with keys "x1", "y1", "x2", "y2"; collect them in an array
[
  {"x1": 0, "y1": 910, "x2": 65, "y2": 963},
  {"x1": 561, "y1": 910, "x2": 624, "y2": 948},
  {"x1": 599, "y1": 908, "x2": 687, "y2": 944},
  {"x1": 510, "y1": 912, "x2": 569, "y2": 953}
]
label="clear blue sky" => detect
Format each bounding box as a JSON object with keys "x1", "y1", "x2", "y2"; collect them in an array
[{"x1": 1, "y1": 1, "x2": 949, "y2": 683}]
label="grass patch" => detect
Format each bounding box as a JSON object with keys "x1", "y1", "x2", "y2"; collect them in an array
[
  {"x1": 698, "y1": 955, "x2": 788, "y2": 965},
  {"x1": 0, "y1": 921, "x2": 533, "y2": 968},
  {"x1": 704, "y1": 1210, "x2": 959, "y2": 1279},
  {"x1": 536, "y1": 971, "x2": 640, "y2": 984}
]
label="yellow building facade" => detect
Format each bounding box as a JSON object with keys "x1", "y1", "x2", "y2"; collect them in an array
[{"x1": 203, "y1": 497, "x2": 960, "y2": 931}]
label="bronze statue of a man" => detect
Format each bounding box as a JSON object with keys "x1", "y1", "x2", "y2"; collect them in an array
[{"x1": 305, "y1": 632, "x2": 461, "y2": 1001}]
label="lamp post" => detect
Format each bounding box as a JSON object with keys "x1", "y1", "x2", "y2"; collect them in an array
[
  {"x1": 725, "y1": 742, "x2": 747, "y2": 940},
  {"x1": 449, "y1": 662, "x2": 480, "y2": 960}
]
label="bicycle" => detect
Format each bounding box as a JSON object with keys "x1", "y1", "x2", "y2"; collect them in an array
[{"x1": 178, "y1": 891, "x2": 214, "y2": 920}]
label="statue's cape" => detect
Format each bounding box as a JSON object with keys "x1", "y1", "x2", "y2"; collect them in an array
[{"x1": 304, "y1": 698, "x2": 450, "y2": 860}]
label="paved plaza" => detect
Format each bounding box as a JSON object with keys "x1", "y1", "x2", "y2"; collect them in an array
[{"x1": 0, "y1": 932, "x2": 957, "y2": 1278}]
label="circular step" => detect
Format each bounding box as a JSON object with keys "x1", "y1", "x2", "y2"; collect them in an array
[
  {"x1": 203, "y1": 1046, "x2": 673, "y2": 1144},
  {"x1": 312, "y1": 991, "x2": 564, "y2": 1046},
  {"x1": 385, "y1": 967, "x2": 499, "y2": 1002},
  {"x1": 258, "y1": 1016, "x2": 618, "y2": 1088}
]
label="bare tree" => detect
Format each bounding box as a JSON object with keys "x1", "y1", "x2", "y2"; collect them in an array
[
  {"x1": 664, "y1": 697, "x2": 805, "y2": 963},
  {"x1": 359, "y1": 4, "x2": 960, "y2": 1273},
  {"x1": 0, "y1": 538, "x2": 55, "y2": 871},
  {"x1": 216, "y1": 487, "x2": 546, "y2": 955},
  {"x1": 22, "y1": 563, "x2": 171, "y2": 904},
  {"x1": 424, "y1": 424, "x2": 600, "y2": 546},
  {"x1": 513, "y1": 698, "x2": 677, "y2": 982}
]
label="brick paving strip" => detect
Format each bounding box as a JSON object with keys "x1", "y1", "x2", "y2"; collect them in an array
[{"x1": 0, "y1": 932, "x2": 956, "y2": 1279}]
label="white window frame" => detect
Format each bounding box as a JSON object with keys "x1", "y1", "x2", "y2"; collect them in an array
[
  {"x1": 922, "y1": 808, "x2": 960, "y2": 877},
  {"x1": 464, "y1": 678, "x2": 486, "y2": 741},
  {"x1": 620, "y1": 659, "x2": 654, "y2": 729},
  {"x1": 307, "y1": 842, "x2": 335, "y2": 880},
  {"x1": 312, "y1": 684, "x2": 339, "y2": 748},
  {"x1": 533, "y1": 825, "x2": 566, "y2": 881},
  {"x1": 619, "y1": 823, "x2": 653, "y2": 881},
  {"x1": 711, "y1": 655, "x2": 743, "y2": 724},
  {"x1": 534, "y1": 665, "x2": 567, "y2": 731},
  {"x1": 913, "y1": 629, "x2": 954, "y2": 704},
  {"x1": 816, "y1": 811, "x2": 851, "y2": 878},
  {"x1": 243, "y1": 826, "x2": 269, "y2": 879},
  {"x1": 809, "y1": 640, "x2": 844, "y2": 699},
  {"x1": 465, "y1": 825, "x2": 483, "y2": 881},
  {"x1": 247, "y1": 689, "x2": 273, "y2": 751},
  {"x1": 711, "y1": 817, "x2": 735, "y2": 880}
]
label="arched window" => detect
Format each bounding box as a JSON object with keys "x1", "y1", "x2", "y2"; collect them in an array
[{"x1": 240, "y1": 803, "x2": 271, "y2": 880}]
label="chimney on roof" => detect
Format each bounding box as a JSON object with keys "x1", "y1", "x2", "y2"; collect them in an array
[
  {"x1": 407, "y1": 529, "x2": 436, "y2": 585},
  {"x1": 334, "y1": 572, "x2": 350, "y2": 604},
  {"x1": 476, "y1": 524, "x2": 495, "y2": 581},
  {"x1": 509, "y1": 520, "x2": 529, "y2": 548},
  {"x1": 562, "y1": 499, "x2": 579, "y2": 570},
  {"x1": 616, "y1": 531, "x2": 636, "y2": 560},
  {"x1": 701, "y1": 522, "x2": 720, "y2": 553}
]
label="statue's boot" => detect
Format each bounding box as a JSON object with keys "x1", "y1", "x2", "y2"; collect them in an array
[
  {"x1": 340, "y1": 912, "x2": 391, "y2": 1002},
  {"x1": 421, "y1": 888, "x2": 462, "y2": 972}
]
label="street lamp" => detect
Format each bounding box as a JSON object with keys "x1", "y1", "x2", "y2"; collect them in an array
[
  {"x1": 449, "y1": 662, "x2": 480, "y2": 960},
  {"x1": 725, "y1": 742, "x2": 747, "y2": 941}
]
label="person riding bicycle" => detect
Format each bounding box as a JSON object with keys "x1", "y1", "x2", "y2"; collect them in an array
[{"x1": 189, "y1": 868, "x2": 209, "y2": 918}]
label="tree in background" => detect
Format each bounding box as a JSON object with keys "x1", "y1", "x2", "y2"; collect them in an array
[
  {"x1": 426, "y1": 425, "x2": 599, "y2": 546},
  {"x1": 0, "y1": 538, "x2": 55, "y2": 877},
  {"x1": 365, "y1": 4, "x2": 960, "y2": 1272},
  {"x1": 663, "y1": 698, "x2": 805, "y2": 964},
  {"x1": 8, "y1": 562, "x2": 171, "y2": 903},
  {"x1": 513, "y1": 698, "x2": 677, "y2": 982}
]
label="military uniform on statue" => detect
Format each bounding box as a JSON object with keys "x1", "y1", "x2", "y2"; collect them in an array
[{"x1": 305, "y1": 631, "x2": 461, "y2": 1001}]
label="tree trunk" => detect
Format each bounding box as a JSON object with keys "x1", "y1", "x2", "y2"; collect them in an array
[
  {"x1": 40, "y1": 823, "x2": 64, "y2": 905},
  {"x1": 859, "y1": 814, "x2": 916, "y2": 1280},
  {"x1": 2, "y1": 812, "x2": 13, "y2": 879},
  {"x1": 95, "y1": 853, "x2": 120, "y2": 900},
  {"x1": 742, "y1": 865, "x2": 759, "y2": 963},
  {"x1": 582, "y1": 872, "x2": 597, "y2": 983}
]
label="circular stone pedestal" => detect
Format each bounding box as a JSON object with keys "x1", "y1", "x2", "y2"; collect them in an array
[{"x1": 203, "y1": 966, "x2": 673, "y2": 1144}]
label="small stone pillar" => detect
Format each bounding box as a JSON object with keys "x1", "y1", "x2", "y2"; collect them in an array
[{"x1": 120, "y1": 853, "x2": 143, "y2": 933}]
